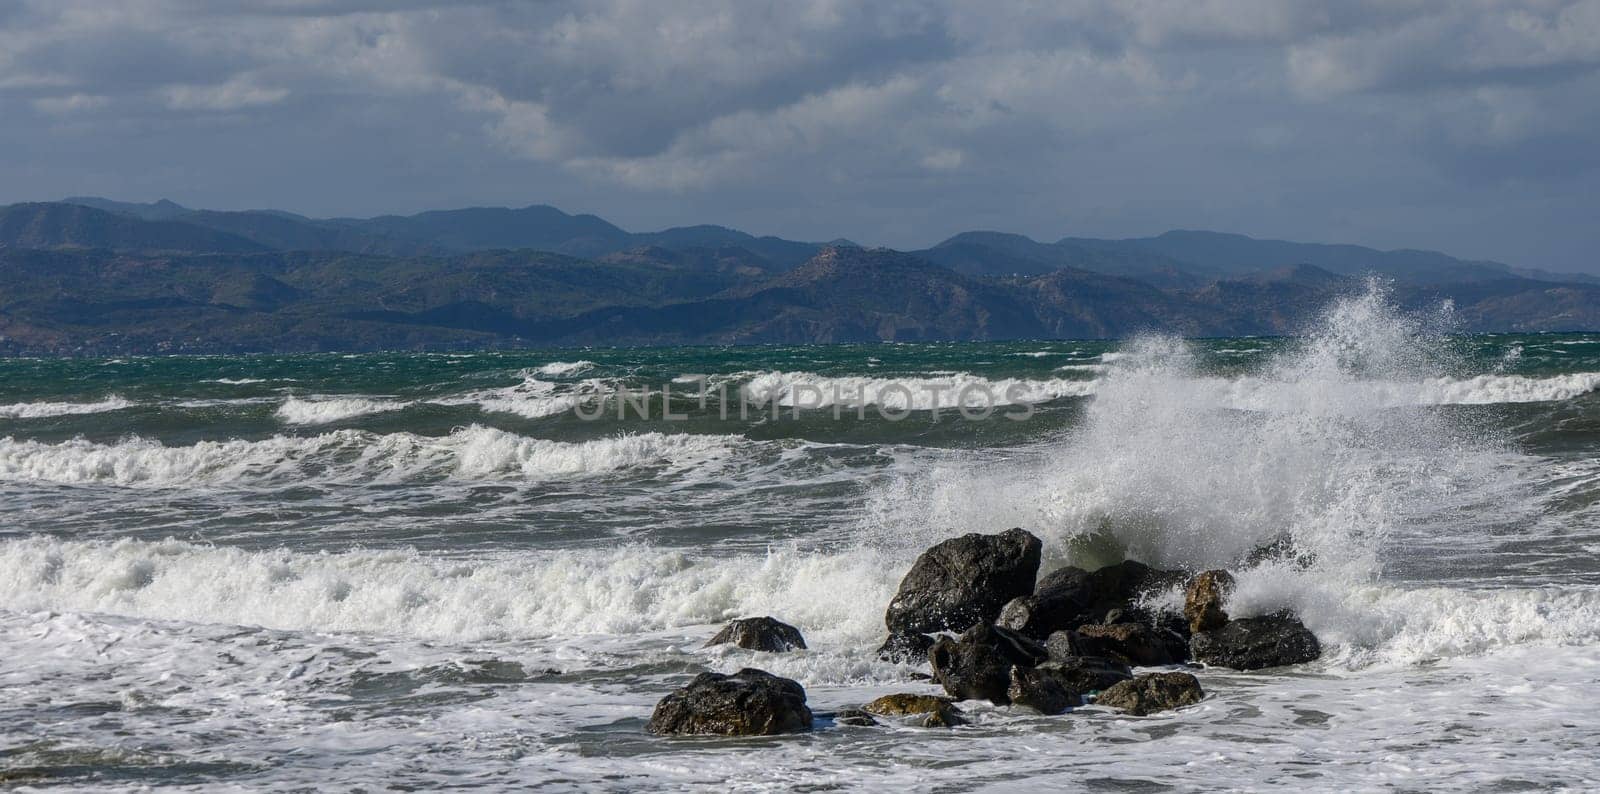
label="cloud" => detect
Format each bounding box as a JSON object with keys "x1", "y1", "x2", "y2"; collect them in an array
[{"x1": 0, "y1": 0, "x2": 1596, "y2": 271}]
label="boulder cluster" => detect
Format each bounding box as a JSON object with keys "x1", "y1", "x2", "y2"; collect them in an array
[{"x1": 648, "y1": 527, "x2": 1323, "y2": 737}]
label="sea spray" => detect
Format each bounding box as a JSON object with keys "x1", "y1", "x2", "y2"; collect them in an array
[{"x1": 859, "y1": 285, "x2": 1537, "y2": 661}]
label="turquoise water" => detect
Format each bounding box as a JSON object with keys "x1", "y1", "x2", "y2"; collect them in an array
[{"x1": 2, "y1": 293, "x2": 1599, "y2": 789}]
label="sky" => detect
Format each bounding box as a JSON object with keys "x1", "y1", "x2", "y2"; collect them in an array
[{"x1": 2, "y1": 1, "x2": 1598, "y2": 272}]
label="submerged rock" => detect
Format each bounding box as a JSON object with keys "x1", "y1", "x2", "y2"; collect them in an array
[
  {"x1": 863, "y1": 693, "x2": 967, "y2": 727},
  {"x1": 1184, "y1": 570, "x2": 1235, "y2": 634},
  {"x1": 1006, "y1": 665, "x2": 1084, "y2": 715},
  {"x1": 1075, "y1": 622, "x2": 1187, "y2": 666},
  {"x1": 928, "y1": 623, "x2": 1048, "y2": 704},
  {"x1": 997, "y1": 560, "x2": 1182, "y2": 640},
  {"x1": 875, "y1": 629, "x2": 936, "y2": 663},
  {"x1": 885, "y1": 528, "x2": 1042, "y2": 635},
  {"x1": 705, "y1": 616, "x2": 807, "y2": 652},
  {"x1": 830, "y1": 708, "x2": 880, "y2": 727},
  {"x1": 1036, "y1": 654, "x2": 1134, "y2": 693},
  {"x1": 1096, "y1": 672, "x2": 1204, "y2": 716},
  {"x1": 1190, "y1": 612, "x2": 1321, "y2": 670},
  {"x1": 648, "y1": 668, "x2": 813, "y2": 736}
]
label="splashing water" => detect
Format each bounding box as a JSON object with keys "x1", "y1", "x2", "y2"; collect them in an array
[{"x1": 862, "y1": 284, "x2": 1525, "y2": 621}]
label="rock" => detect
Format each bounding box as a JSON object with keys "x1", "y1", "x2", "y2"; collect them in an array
[
  {"x1": 647, "y1": 668, "x2": 813, "y2": 736},
  {"x1": 1190, "y1": 612, "x2": 1321, "y2": 670},
  {"x1": 1075, "y1": 622, "x2": 1187, "y2": 666},
  {"x1": 830, "y1": 708, "x2": 879, "y2": 727},
  {"x1": 920, "y1": 709, "x2": 965, "y2": 728},
  {"x1": 996, "y1": 560, "x2": 1181, "y2": 640},
  {"x1": 928, "y1": 623, "x2": 1048, "y2": 704},
  {"x1": 875, "y1": 629, "x2": 936, "y2": 663},
  {"x1": 1036, "y1": 655, "x2": 1134, "y2": 693},
  {"x1": 1006, "y1": 665, "x2": 1083, "y2": 715},
  {"x1": 1096, "y1": 672, "x2": 1204, "y2": 716},
  {"x1": 863, "y1": 693, "x2": 967, "y2": 727},
  {"x1": 1241, "y1": 537, "x2": 1316, "y2": 569},
  {"x1": 705, "y1": 616, "x2": 807, "y2": 652},
  {"x1": 1044, "y1": 629, "x2": 1096, "y2": 660},
  {"x1": 1183, "y1": 570, "x2": 1235, "y2": 634},
  {"x1": 885, "y1": 528, "x2": 1042, "y2": 635}
]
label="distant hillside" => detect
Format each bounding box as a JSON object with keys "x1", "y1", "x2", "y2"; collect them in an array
[
  {"x1": 53, "y1": 197, "x2": 827, "y2": 265},
  {"x1": 0, "y1": 203, "x2": 266, "y2": 254},
  {"x1": 0, "y1": 197, "x2": 1594, "y2": 353},
  {"x1": 3, "y1": 243, "x2": 1597, "y2": 356}
]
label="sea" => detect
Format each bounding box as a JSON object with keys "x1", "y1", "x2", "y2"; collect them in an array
[{"x1": 2, "y1": 287, "x2": 1598, "y2": 791}]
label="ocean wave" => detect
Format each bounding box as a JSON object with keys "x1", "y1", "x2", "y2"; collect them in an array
[
  {"x1": 447, "y1": 376, "x2": 609, "y2": 419},
  {"x1": 0, "y1": 537, "x2": 892, "y2": 643},
  {"x1": 0, "y1": 426, "x2": 743, "y2": 487},
  {"x1": 741, "y1": 371, "x2": 1096, "y2": 410},
  {"x1": 1210, "y1": 371, "x2": 1600, "y2": 411},
  {"x1": 0, "y1": 396, "x2": 135, "y2": 419},
  {"x1": 275, "y1": 396, "x2": 413, "y2": 425},
  {"x1": 0, "y1": 534, "x2": 1593, "y2": 668},
  {"x1": 533, "y1": 360, "x2": 596, "y2": 377}
]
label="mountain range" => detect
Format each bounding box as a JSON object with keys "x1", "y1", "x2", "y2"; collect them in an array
[{"x1": 0, "y1": 197, "x2": 1594, "y2": 355}]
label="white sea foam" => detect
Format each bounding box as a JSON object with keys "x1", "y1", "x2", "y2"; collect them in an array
[
  {"x1": 0, "y1": 426, "x2": 743, "y2": 487},
  {"x1": 0, "y1": 396, "x2": 135, "y2": 419},
  {"x1": 0, "y1": 534, "x2": 1592, "y2": 669},
  {"x1": 206, "y1": 377, "x2": 268, "y2": 385},
  {"x1": 275, "y1": 396, "x2": 414, "y2": 424},
  {"x1": 741, "y1": 371, "x2": 1096, "y2": 410},
  {"x1": 534, "y1": 360, "x2": 596, "y2": 377},
  {"x1": 448, "y1": 375, "x2": 611, "y2": 419}
]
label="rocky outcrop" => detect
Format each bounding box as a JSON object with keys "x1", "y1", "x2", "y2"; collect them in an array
[
  {"x1": 1006, "y1": 665, "x2": 1084, "y2": 715},
  {"x1": 1037, "y1": 656, "x2": 1134, "y2": 693},
  {"x1": 885, "y1": 528, "x2": 1042, "y2": 635},
  {"x1": 863, "y1": 693, "x2": 967, "y2": 727},
  {"x1": 1075, "y1": 622, "x2": 1187, "y2": 666},
  {"x1": 928, "y1": 623, "x2": 1048, "y2": 703},
  {"x1": 1190, "y1": 612, "x2": 1321, "y2": 670},
  {"x1": 648, "y1": 668, "x2": 813, "y2": 736},
  {"x1": 705, "y1": 616, "x2": 807, "y2": 652},
  {"x1": 996, "y1": 560, "x2": 1182, "y2": 640},
  {"x1": 1096, "y1": 672, "x2": 1204, "y2": 716},
  {"x1": 1184, "y1": 570, "x2": 1234, "y2": 634},
  {"x1": 875, "y1": 629, "x2": 936, "y2": 663}
]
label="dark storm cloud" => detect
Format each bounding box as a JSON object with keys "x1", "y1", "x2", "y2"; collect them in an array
[{"x1": 1, "y1": 0, "x2": 1597, "y2": 272}]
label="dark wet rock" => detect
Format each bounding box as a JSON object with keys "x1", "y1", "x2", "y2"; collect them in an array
[
  {"x1": 928, "y1": 623, "x2": 1048, "y2": 704},
  {"x1": 1184, "y1": 570, "x2": 1235, "y2": 634},
  {"x1": 875, "y1": 629, "x2": 936, "y2": 663},
  {"x1": 1006, "y1": 665, "x2": 1084, "y2": 715},
  {"x1": 831, "y1": 708, "x2": 879, "y2": 727},
  {"x1": 996, "y1": 560, "x2": 1183, "y2": 640},
  {"x1": 1242, "y1": 537, "x2": 1316, "y2": 569},
  {"x1": 920, "y1": 708, "x2": 965, "y2": 728},
  {"x1": 863, "y1": 693, "x2": 967, "y2": 727},
  {"x1": 1190, "y1": 612, "x2": 1321, "y2": 670},
  {"x1": 1036, "y1": 655, "x2": 1133, "y2": 693},
  {"x1": 1075, "y1": 622, "x2": 1187, "y2": 666},
  {"x1": 1044, "y1": 629, "x2": 1096, "y2": 660},
  {"x1": 1096, "y1": 672, "x2": 1204, "y2": 716},
  {"x1": 885, "y1": 528, "x2": 1042, "y2": 635},
  {"x1": 647, "y1": 668, "x2": 813, "y2": 736},
  {"x1": 705, "y1": 616, "x2": 807, "y2": 652}
]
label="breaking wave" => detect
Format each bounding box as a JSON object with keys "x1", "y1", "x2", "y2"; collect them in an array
[
  {"x1": 275, "y1": 396, "x2": 413, "y2": 425},
  {"x1": 0, "y1": 396, "x2": 135, "y2": 419},
  {"x1": 741, "y1": 371, "x2": 1097, "y2": 410},
  {"x1": 0, "y1": 426, "x2": 743, "y2": 487}
]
